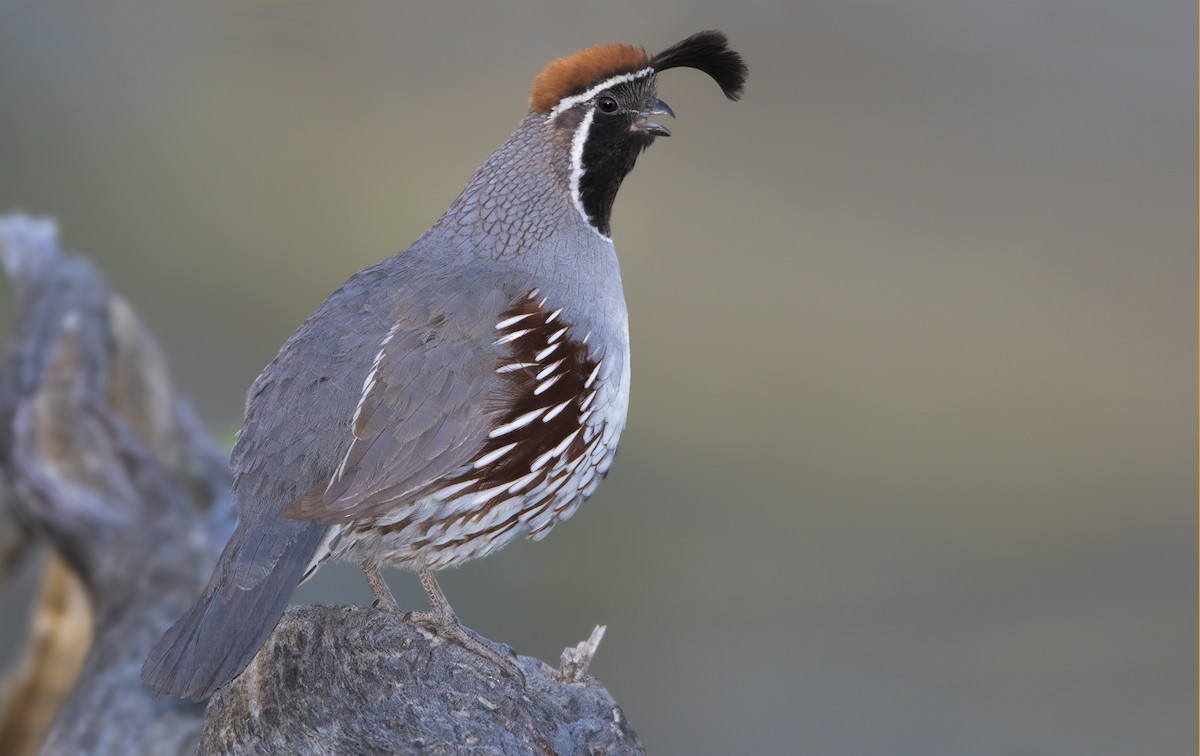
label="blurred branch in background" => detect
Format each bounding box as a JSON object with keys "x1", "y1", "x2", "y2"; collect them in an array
[
  {"x1": 0, "y1": 216, "x2": 642, "y2": 755},
  {"x1": 0, "y1": 214, "x2": 231, "y2": 753},
  {"x1": 0, "y1": 555, "x2": 90, "y2": 756}
]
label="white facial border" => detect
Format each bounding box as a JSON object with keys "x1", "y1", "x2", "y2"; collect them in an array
[{"x1": 554, "y1": 67, "x2": 655, "y2": 239}]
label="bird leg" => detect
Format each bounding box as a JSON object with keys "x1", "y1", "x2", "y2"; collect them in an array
[
  {"x1": 409, "y1": 567, "x2": 522, "y2": 680},
  {"x1": 360, "y1": 559, "x2": 402, "y2": 614}
]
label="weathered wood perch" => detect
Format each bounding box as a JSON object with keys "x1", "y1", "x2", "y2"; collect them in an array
[
  {"x1": 199, "y1": 608, "x2": 635, "y2": 754},
  {"x1": 0, "y1": 214, "x2": 643, "y2": 755}
]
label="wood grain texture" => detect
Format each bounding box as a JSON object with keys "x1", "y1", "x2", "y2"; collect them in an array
[{"x1": 199, "y1": 605, "x2": 643, "y2": 756}]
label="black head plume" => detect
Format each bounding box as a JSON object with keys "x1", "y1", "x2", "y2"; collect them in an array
[{"x1": 650, "y1": 30, "x2": 748, "y2": 101}]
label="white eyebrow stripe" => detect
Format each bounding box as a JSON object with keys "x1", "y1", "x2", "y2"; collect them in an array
[{"x1": 550, "y1": 67, "x2": 655, "y2": 116}]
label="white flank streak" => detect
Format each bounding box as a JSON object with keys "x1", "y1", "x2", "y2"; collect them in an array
[
  {"x1": 535, "y1": 343, "x2": 560, "y2": 362},
  {"x1": 536, "y1": 358, "x2": 565, "y2": 380},
  {"x1": 350, "y1": 322, "x2": 401, "y2": 434},
  {"x1": 328, "y1": 454, "x2": 351, "y2": 494},
  {"x1": 495, "y1": 312, "x2": 534, "y2": 330},
  {"x1": 582, "y1": 331, "x2": 591, "y2": 344},
  {"x1": 464, "y1": 480, "x2": 513, "y2": 510},
  {"x1": 549, "y1": 428, "x2": 581, "y2": 457},
  {"x1": 335, "y1": 322, "x2": 402, "y2": 490},
  {"x1": 563, "y1": 453, "x2": 587, "y2": 474},
  {"x1": 542, "y1": 398, "x2": 573, "y2": 422},
  {"x1": 580, "y1": 389, "x2": 598, "y2": 411},
  {"x1": 495, "y1": 328, "x2": 533, "y2": 345},
  {"x1": 584, "y1": 362, "x2": 602, "y2": 389},
  {"x1": 349, "y1": 377, "x2": 378, "y2": 436},
  {"x1": 489, "y1": 407, "x2": 548, "y2": 437},
  {"x1": 432, "y1": 478, "x2": 478, "y2": 500},
  {"x1": 531, "y1": 428, "x2": 582, "y2": 472},
  {"x1": 533, "y1": 373, "x2": 563, "y2": 395},
  {"x1": 506, "y1": 470, "x2": 541, "y2": 494},
  {"x1": 473, "y1": 442, "x2": 518, "y2": 469},
  {"x1": 545, "y1": 308, "x2": 563, "y2": 323},
  {"x1": 527, "y1": 288, "x2": 539, "y2": 300},
  {"x1": 497, "y1": 362, "x2": 537, "y2": 374},
  {"x1": 548, "y1": 327, "x2": 569, "y2": 344},
  {"x1": 301, "y1": 526, "x2": 342, "y2": 583},
  {"x1": 531, "y1": 447, "x2": 557, "y2": 472},
  {"x1": 536, "y1": 473, "x2": 568, "y2": 498}
]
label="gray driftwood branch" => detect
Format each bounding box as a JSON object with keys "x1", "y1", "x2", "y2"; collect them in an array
[
  {"x1": 0, "y1": 215, "x2": 643, "y2": 755},
  {"x1": 0, "y1": 215, "x2": 232, "y2": 754},
  {"x1": 200, "y1": 607, "x2": 638, "y2": 754}
]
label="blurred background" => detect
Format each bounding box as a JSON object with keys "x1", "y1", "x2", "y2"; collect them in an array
[{"x1": 0, "y1": 1, "x2": 1194, "y2": 753}]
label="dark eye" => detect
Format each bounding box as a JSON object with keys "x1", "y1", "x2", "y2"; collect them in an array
[{"x1": 597, "y1": 95, "x2": 619, "y2": 114}]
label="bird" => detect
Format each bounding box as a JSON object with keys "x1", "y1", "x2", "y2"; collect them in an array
[{"x1": 142, "y1": 30, "x2": 747, "y2": 701}]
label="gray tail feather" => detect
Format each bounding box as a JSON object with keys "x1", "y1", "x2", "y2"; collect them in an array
[{"x1": 141, "y1": 518, "x2": 329, "y2": 701}]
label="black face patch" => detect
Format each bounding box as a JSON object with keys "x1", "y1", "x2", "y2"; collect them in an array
[{"x1": 575, "y1": 79, "x2": 659, "y2": 237}]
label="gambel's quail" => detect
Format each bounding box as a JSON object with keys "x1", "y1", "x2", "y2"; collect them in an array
[{"x1": 142, "y1": 30, "x2": 747, "y2": 701}]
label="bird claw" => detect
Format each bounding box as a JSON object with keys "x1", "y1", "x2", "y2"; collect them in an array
[{"x1": 408, "y1": 609, "x2": 524, "y2": 683}]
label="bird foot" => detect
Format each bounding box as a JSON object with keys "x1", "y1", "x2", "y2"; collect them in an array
[
  {"x1": 408, "y1": 609, "x2": 524, "y2": 682},
  {"x1": 361, "y1": 559, "x2": 404, "y2": 615}
]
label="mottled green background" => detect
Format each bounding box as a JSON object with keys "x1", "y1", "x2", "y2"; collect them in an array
[{"x1": 0, "y1": 1, "x2": 1194, "y2": 753}]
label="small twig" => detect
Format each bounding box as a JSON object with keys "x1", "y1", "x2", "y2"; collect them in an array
[
  {"x1": 199, "y1": 607, "x2": 641, "y2": 755},
  {"x1": 556, "y1": 624, "x2": 607, "y2": 683}
]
